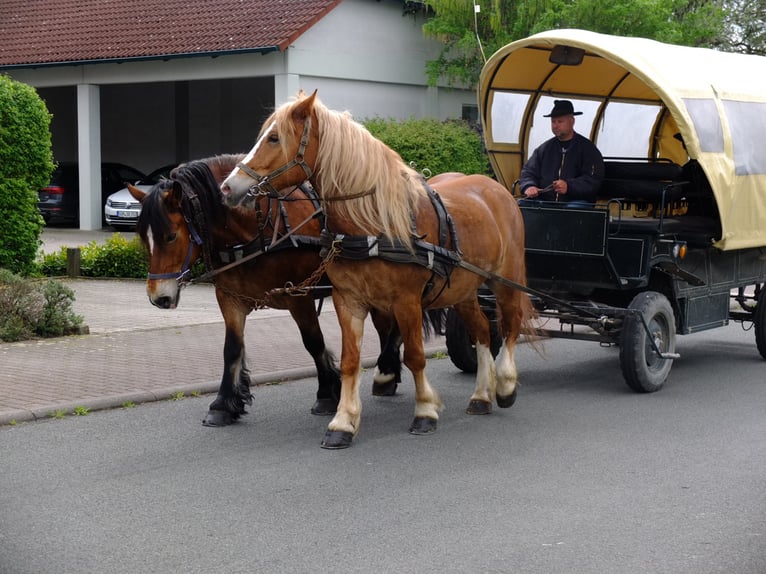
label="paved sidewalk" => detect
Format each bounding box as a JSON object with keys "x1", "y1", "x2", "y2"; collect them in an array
[
  {"x1": 0, "y1": 277, "x2": 446, "y2": 425},
  {"x1": 1, "y1": 228, "x2": 446, "y2": 425}
]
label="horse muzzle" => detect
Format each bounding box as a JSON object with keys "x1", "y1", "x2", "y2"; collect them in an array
[{"x1": 147, "y1": 280, "x2": 181, "y2": 310}]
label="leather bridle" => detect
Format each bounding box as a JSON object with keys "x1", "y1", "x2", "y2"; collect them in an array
[{"x1": 237, "y1": 117, "x2": 314, "y2": 198}]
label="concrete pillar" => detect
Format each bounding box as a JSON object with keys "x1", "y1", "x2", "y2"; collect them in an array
[
  {"x1": 274, "y1": 73, "x2": 301, "y2": 107},
  {"x1": 77, "y1": 84, "x2": 102, "y2": 230}
]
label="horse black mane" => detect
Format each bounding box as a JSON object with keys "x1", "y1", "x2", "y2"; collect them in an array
[{"x1": 136, "y1": 158, "x2": 229, "y2": 244}]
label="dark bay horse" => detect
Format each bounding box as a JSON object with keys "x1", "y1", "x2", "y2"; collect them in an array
[
  {"x1": 221, "y1": 91, "x2": 536, "y2": 448},
  {"x1": 129, "y1": 154, "x2": 408, "y2": 426}
]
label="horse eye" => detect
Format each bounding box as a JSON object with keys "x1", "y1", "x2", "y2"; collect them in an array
[
  {"x1": 167, "y1": 232, "x2": 178, "y2": 243},
  {"x1": 268, "y1": 133, "x2": 279, "y2": 143}
]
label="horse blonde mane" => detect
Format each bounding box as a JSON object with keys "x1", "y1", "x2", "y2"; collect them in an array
[{"x1": 273, "y1": 94, "x2": 426, "y2": 244}]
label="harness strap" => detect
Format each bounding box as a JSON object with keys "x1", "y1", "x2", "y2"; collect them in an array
[
  {"x1": 318, "y1": 181, "x2": 462, "y2": 279},
  {"x1": 217, "y1": 182, "x2": 325, "y2": 263},
  {"x1": 190, "y1": 207, "x2": 324, "y2": 284}
]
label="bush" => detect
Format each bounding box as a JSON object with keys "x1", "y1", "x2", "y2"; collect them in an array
[
  {"x1": 0, "y1": 268, "x2": 83, "y2": 342},
  {"x1": 38, "y1": 234, "x2": 148, "y2": 278},
  {"x1": 0, "y1": 75, "x2": 54, "y2": 276},
  {"x1": 363, "y1": 117, "x2": 489, "y2": 177}
]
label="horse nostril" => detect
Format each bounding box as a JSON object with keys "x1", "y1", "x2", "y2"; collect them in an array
[
  {"x1": 152, "y1": 296, "x2": 173, "y2": 310},
  {"x1": 221, "y1": 183, "x2": 230, "y2": 195}
]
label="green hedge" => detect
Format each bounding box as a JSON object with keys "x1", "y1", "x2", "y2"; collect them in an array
[
  {"x1": 363, "y1": 117, "x2": 489, "y2": 177},
  {"x1": 38, "y1": 234, "x2": 149, "y2": 278},
  {"x1": 0, "y1": 75, "x2": 54, "y2": 276}
]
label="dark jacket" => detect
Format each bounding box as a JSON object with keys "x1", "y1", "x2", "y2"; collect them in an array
[{"x1": 519, "y1": 133, "x2": 604, "y2": 202}]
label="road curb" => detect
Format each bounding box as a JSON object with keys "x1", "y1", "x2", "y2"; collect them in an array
[{"x1": 0, "y1": 350, "x2": 447, "y2": 427}]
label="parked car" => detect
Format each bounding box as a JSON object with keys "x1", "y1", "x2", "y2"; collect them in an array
[
  {"x1": 104, "y1": 164, "x2": 177, "y2": 228},
  {"x1": 38, "y1": 161, "x2": 146, "y2": 225}
]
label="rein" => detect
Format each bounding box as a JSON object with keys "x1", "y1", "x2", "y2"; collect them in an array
[{"x1": 186, "y1": 206, "x2": 323, "y2": 286}]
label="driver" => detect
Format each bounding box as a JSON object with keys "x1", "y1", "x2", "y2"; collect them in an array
[{"x1": 519, "y1": 99, "x2": 604, "y2": 206}]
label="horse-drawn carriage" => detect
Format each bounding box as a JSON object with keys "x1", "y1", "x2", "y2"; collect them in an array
[
  {"x1": 446, "y1": 29, "x2": 766, "y2": 392},
  {"x1": 136, "y1": 30, "x2": 766, "y2": 447}
]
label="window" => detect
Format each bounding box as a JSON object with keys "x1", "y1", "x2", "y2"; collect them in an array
[{"x1": 488, "y1": 92, "x2": 529, "y2": 144}]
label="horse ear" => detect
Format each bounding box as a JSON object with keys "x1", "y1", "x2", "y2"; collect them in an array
[
  {"x1": 127, "y1": 183, "x2": 146, "y2": 203},
  {"x1": 292, "y1": 89, "x2": 317, "y2": 122},
  {"x1": 169, "y1": 180, "x2": 185, "y2": 203}
]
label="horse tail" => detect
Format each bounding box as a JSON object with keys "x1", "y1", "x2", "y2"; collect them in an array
[
  {"x1": 518, "y1": 291, "x2": 545, "y2": 354},
  {"x1": 422, "y1": 308, "x2": 447, "y2": 341}
]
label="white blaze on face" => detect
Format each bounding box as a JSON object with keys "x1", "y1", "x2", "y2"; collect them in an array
[
  {"x1": 146, "y1": 227, "x2": 156, "y2": 257},
  {"x1": 221, "y1": 121, "x2": 276, "y2": 195}
]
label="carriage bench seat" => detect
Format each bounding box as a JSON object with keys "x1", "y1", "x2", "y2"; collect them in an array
[
  {"x1": 599, "y1": 159, "x2": 685, "y2": 202},
  {"x1": 608, "y1": 214, "x2": 721, "y2": 247}
]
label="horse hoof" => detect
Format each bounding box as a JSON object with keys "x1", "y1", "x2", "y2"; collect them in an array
[
  {"x1": 321, "y1": 430, "x2": 354, "y2": 449},
  {"x1": 202, "y1": 410, "x2": 235, "y2": 427},
  {"x1": 497, "y1": 388, "x2": 517, "y2": 408},
  {"x1": 372, "y1": 381, "x2": 398, "y2": 397},
  {"x1": 409, "y1": 416, "x2": 437, "y2": 435},
  {"x1": 311, "y1": 398, "x2": 338, "y2": 416},
  {"x1": 466, "y1": 399, "x2": 492, "y2": 415}
]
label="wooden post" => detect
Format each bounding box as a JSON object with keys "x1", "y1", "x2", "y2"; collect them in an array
[{"x1": 66, "y1": 247, "x2": 81, "y2": 277}]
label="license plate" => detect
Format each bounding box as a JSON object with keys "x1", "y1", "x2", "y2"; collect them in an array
[{"x1": 116, "y1": 210, "x2": 138, "y2": 218}]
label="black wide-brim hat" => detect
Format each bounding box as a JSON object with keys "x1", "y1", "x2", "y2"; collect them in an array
[{"x1": 543, "y1": 99, "x2": 583, "y2": 117}]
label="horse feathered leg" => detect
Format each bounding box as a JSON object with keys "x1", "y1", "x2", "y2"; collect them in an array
[
  {"x1": 394, "y1": 301, "x2": 442, "y2": 433},
  {"x1": 203, "y1": 300, "x2": 252, "y2": 426},
  {"x1": 370, "y1": 309, "x2": 401, "y2": 396},
  {"x1": 493, "y1": 284, "x2": 524, "y2": 408},
  {"x1": 321, "y1": 299, "x2": 365, "y2": 449},
  {"x1": 453, "y1": 299, "x2": 497, "y2": 415},
  {"x1": 287, "y1": 297, "x2": 341, "y2": 416}
]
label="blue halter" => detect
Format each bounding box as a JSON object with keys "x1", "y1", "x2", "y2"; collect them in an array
[{"x1": 146, "y1": 219, "x2": 204, "y2": 282}]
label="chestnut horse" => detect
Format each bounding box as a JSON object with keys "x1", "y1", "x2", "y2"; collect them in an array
[
  {"x1": 221, "y1": 91, "x2": 535, "y2": 448},
  {"x1": 130, "y1": 154, "x2": 409, "y2": 426}
]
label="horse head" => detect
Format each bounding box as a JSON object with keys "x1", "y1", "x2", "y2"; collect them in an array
[
  {"x1": 221, "y1": 90, "x2": 319, "y2": 208},
  {"x1": 131, "y1": 179, "x2": 202, "y2": 309}
]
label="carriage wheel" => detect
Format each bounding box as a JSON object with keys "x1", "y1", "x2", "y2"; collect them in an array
[
  {"x1": 754, "y1": 285, "x2": 766, "y2": 360},
  {"x1": 619, "y1": 291, "x2": 676, "y2": 393},
  {"x1": 445, "y1": 308, "x2": 501, "y2": 373}
]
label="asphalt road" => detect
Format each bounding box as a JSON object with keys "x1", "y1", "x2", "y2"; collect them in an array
[{"x1": 2, "y1": 324, "x2": 765, "y2": 574}]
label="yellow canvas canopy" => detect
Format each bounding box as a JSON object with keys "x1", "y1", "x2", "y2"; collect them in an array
[{"x1": 479, "y1": 29, "x2": 766, "y2": 251}]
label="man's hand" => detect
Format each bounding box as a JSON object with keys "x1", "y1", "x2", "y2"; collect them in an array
[
  {"x1": 552, "y1": 179, "x2": 568, "y2": 194},
  {"x1": 524, "y1": 186, "x2": 540, "y2": 198}
]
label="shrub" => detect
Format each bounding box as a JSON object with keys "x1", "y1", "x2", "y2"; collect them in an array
[
  {"x1": 0, "y1": 75, "x2": 54, "y2": 276},
  {"x1": 38, "y1": 233, "x2": 148, "y2": 278},
  {"x1": 363, "y1": 117, "x2": 489, "y2": 177},
  {"x1": 79, "y1": 234, "x2": 148, "y2": 278},
  {"x1": 0, "y1": 268, "x2": 83, "y2": 342}
]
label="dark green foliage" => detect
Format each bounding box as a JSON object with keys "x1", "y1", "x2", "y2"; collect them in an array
[
  {"x1": 422, "y1": 0, "x2": 729, "y2": 87},
  {"x1": 38, "y1": 234, "x2": 149, "y2": 279},
  {"x1": 0, "y1": 268, "x2": 83, "y2": 342},
  {"x1": 0, "y1": 75, "x2": 54, "y2": 276},
  {"x1": 363, "y1": 117, "x2": 489, "y2": 177}
]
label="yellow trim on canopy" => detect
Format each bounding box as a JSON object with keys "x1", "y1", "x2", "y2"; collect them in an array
[{"x1": 479, "y1": 29, "x2": 766, "y2": 251}]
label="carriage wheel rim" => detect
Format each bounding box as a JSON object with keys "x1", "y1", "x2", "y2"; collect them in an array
[{"x1": 644, "y1": 316, "x2": 668, "y2": 370}]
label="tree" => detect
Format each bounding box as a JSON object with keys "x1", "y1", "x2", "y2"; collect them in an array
[
  {"x1": 0, "y1": 75, "x2": 54, "y2": 275},
  {"x1": 719, "y1": 0, "x2": 766, "y2": 54},
  {"x1": 422, "y1": 0, "x2": 729, "y2": 87}
]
